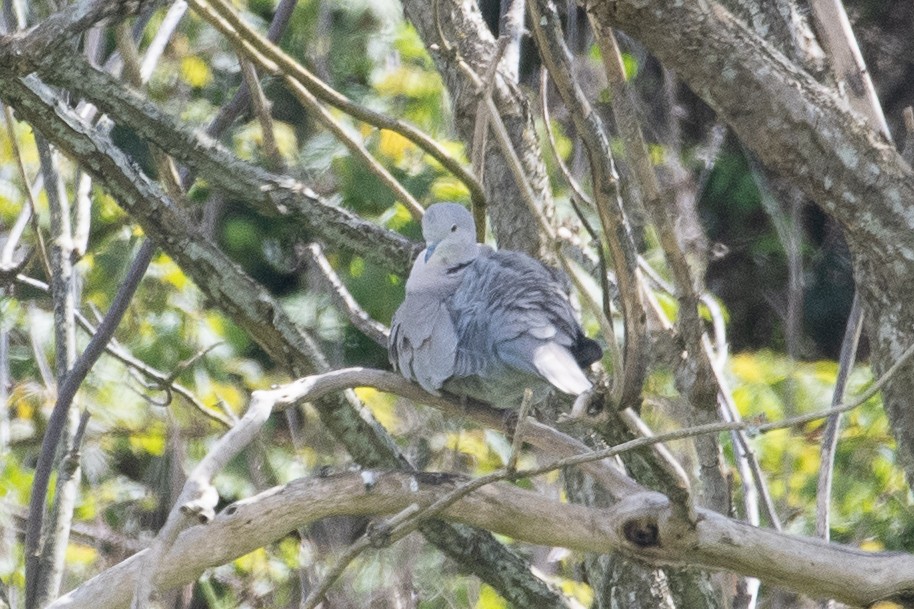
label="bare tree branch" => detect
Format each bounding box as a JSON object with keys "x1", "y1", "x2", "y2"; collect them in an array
[
  {"x1": 24, "y1": 239, "x2": 154, "y2": 609},
  {"x1": 130, "y1": 371, "x2": 275, "y2": 609},
  {"x1": 237, "y1": 57, "x2": 283, "y2": 171},
  {"x1": 25, "y1": 53, "x2": 419, "y2": 273},
  {"x1": 407, "y1": 0, "x2": 548, "y2": 255},
  {"x1": 815, "y1": 292, "x2": 863, "y2": 512},
  {"x1": 588, "y1": 0, "x2": 914, "y2": 487},
  {"x1": 47, "y1": 467, "x2": 914, "y2": 609},
  {"x1": 191, "y1": 0, "x2": 424, "y2": 219},
  {"x1": 187, "y1": 0, "x2": 483, "y2": 213},
  {"x1": 807, "y1": 0, "x2": 890, "y2": 137},
  {"x1": 43, "y1": 342, "x2": 914, "y2": 609},
  {"x1": 0, "y1": 0, "x2": 159, "y2": 71},
  {"x1": 28, "y1": 130, "x2": 80, "y2": 609},
  {"x1": 805, "y1": 0, "x2": 886, "y2": 570}
]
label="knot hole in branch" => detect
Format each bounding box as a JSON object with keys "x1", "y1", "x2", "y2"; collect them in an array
[{"x1": 622, "y1": 516, "x2": 660, "y2": 548}]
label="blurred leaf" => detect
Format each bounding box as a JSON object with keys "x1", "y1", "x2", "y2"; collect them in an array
[
  {"x1": 128, "y1": 427, "x2": 167, "y2": 457},
  {"x1": 355, "y1": 386, "x2": 399, "y2": 431},
  {"x1": 621, "y1": 52, "x2": 639, "y2": 80},
  {"x1": 474, "y1": 584, "x2": 508, "y2": 609},
  {"x1": 377, "y1": 129, "x2": 416, "y2": 164},
  {"x1": 180, "y1": 55, "x2": 213, "y2": 89},
  {"x1": 430, "y1": 175, "x2": 470, "y2": 202}
]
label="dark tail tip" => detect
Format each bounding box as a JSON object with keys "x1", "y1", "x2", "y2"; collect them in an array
[{"x1": 573, "y1": 335, "x2": 603, "y2": 367}]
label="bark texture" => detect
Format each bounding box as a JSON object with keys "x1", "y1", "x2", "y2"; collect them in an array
[
  {"x1": 47, "y1": 470, "x2": 914, "y2": 609},
  {"x1": 401, "y1": 0, "x2": 550, "y2": 256},
  {"x1": 590, "y1": 0, "x2": 914, "y2": 488}
]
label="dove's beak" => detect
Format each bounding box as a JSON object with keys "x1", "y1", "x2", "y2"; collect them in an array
[{"x1": 424, "y1": 242, "x2": 437, "y2": 262}]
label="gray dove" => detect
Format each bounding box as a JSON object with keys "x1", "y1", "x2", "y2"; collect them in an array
[{"x1": 389, "y1": 202, "x2": 602, "y2": 407}]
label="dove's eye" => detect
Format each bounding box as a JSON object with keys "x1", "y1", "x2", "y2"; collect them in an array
[{"x1": 450, "y1": 224, "x2": 458, "y2": 232}]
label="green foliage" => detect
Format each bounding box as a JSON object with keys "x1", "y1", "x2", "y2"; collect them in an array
[{"x1": 728, "y1": 351, "x2": 911, "y2": 546}]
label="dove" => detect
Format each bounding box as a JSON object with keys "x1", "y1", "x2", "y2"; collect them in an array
[{"x1": 389, "y1": 202, "x2": 602, "y2": 407}]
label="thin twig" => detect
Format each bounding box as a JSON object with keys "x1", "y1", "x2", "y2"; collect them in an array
[
  {"x1": 528, "y1": 0, "x2": 645, "y2": 409},
  {"x1": 466, "y1": 24, "x2": 511, "y2": 242},
  {"x1": 305, "y1": 243, "x2": 389, "y2": 347},
  {"x1": 902, "y1": 107, "x2": 914, "y2": 165},
  {"x1": 0, "y1": 104, "x2": 35, "y2": 267},
  {"x1": 808, "y1": 0, "x2": 890, "y2": 139},
  {"x1": 72, "y1": 171, "x2": 92, "y2": 257},
  {"x1": 192, "y1": 0, "x2": 424, "y2": 219},
  {"x1": 201, "y1": 1, "x2": 293, "y2": 142},
  {"x1": 299, "y1": 503, "x2": 422, "y2": 609},
  {"x1": 188, "y1": 0, "x2": 485, "y2": 213},
  {"x1": 131, "y1": 385, "x2": 276, "y2": 609},
  {"x1": 17, "y1": 281, "x2": 231, "y2": 429},
  {"x1": 534, "y1": 337, "x2": 914, "y2": 476},
  {"x1": 538, "y1": 69, "x2": 594, "y2": 210},
  {"x1": 26, "y1": 306, "x2": 55, "y2": 389},
  {"x1": 435, "y1": 24, "x2": 616, "y2": 410},
  {"x1": 0, "y1": 196, "x2": 31, "y2": 269},
  {"x1": 702, "y1": 335, "x2": 782, "y2": 531},
  {"x1": 507, "y1": 388, "x2": 533, "y2": 472},
  {"x1": 815, "y1": 293, "x2": 863, "y2": 540},
  {"x1": 2, "y1": 104, "x2": 51, "y2": 279},
  {"x1": 498, "y1": 0, "x2": 525, "y2": 83},
  {"x1": 114, "y1": 22, "x2": 142, "y2": 87},
  {"x1": 24, "y1": 241, "x2": 155, "y2": 609},
  {"x1": 539, "y1": 67, "x2": 622, "y2": 391},
  {"x1": 805, "y1": 0, "x2": 882, "y2": 583},
  {"x1": 238, "y1": 57, "x2": 283, "y2": 170},
  {"x1": 140, "y1": 0, "x2": 188, "y2": 82},
  {"x1": 470, "y1": 35, "x2": 510, "y2": 183},
  {"x1": 639, "y1": 256, "x2": 782, "y2": 529},
  {"x1": 29, "y1": 130, "x2": 79, "y2": 609}
]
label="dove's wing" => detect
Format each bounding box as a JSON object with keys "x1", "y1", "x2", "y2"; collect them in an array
[
  {"x1": 389, "y1": 291, "x2": 458, "y2": 394},
  {"x1": 449, "y1": 251, "x2": 598, "y2": 396}
]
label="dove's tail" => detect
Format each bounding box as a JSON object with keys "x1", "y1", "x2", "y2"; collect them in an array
[
  {"x1": 532, "y1": 342, "x2": 593, "y2": 395},
  {"x1": 572, "y1": 334, "x2": 603, "y2": 367}
]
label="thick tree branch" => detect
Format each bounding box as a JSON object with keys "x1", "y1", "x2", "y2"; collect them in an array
[
  {"x1": 0, "y1": 0, "x2": 159, "y2": 71},
  {"x1": 589, "y1": 0, "x2": 914, "y2": 492},
  {"x1": 25, "y1": 52, "x2": 417, "y2": 274},
  {"x1": 131, "y1": 375, "x2": 275, "y2": 609},
  {"x1": 40, "y1": 353, "x2": 914, "y2": 607},
  {"x1": 47, "y1": 469, "x2": 914, "y2": 609}
]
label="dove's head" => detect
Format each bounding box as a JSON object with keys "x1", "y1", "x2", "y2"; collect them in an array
[
  {"x1": 405, "y1": 203, "x2": 479, "y2": 294},
  {"x1": 421, "y1": 203, "x2": 477, "y2": 266}
]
